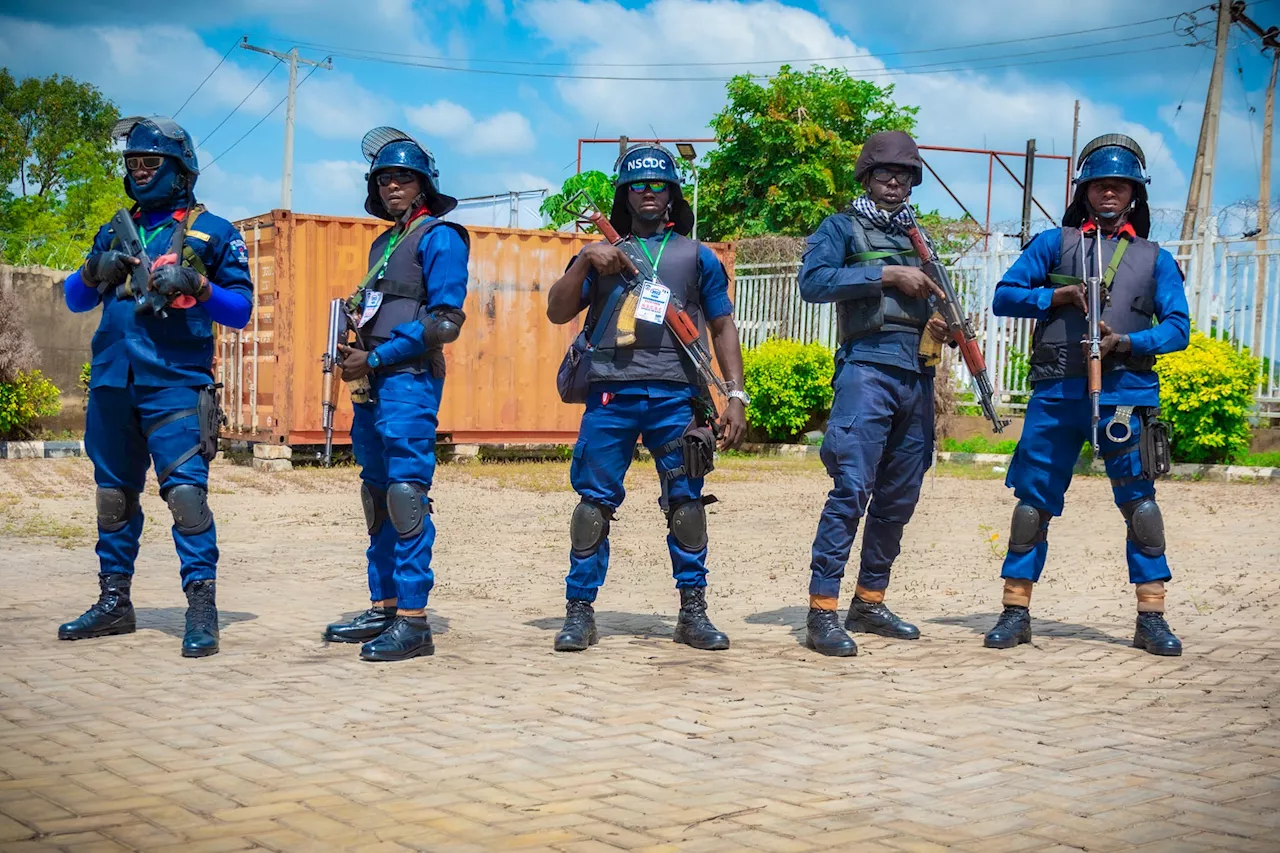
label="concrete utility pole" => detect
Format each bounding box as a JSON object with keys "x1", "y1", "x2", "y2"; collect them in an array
[
  {"x1": 239, "y1": 40, "x2": 332, "y2": 210},
  {"x1": 1070, "y1": 100, "x2": 1080, "y2": 169},
  {"x1": 1228, "y1": 4, "x2": 1280, "y2": 351},
  {"x1": 1181, "y1": 1, "x2": 1234, "y2": 245}
]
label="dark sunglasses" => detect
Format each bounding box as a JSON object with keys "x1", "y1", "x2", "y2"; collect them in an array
[
  {"x1": 870, "y1": 168, "x2": 914, "y2": 186},
  {"x1": 125, "y1": 155, "x2": 164, "y2": 170},
  {"x1": 628, "y1": 181, "x2": 668, "y2": 193},
  {"x1": 376, "y1": 169, "x2": 419, "y2": 187}
]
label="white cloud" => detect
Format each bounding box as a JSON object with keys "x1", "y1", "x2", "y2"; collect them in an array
[
  {"x1": 296, "y1": 73, "x2": 396, "y2": 141},
  {"x1": 523, "y1": 0, "x2": 1191, "y2": 227},
  {"x1": 406, "y1": 100, "x2": 476, "y2": 138},
  {"x1": 497, "y1": 172, "x2": 556, "y2": 192},
  {"x1": 300, "y1": 159, "x2": 369, "y2": 202},
  {"x1": 194, "y1": 163, "x2": 281, "y2": 223},
  {"x1": 404, "y1": 100, "x2": 536, "y2": 154}
]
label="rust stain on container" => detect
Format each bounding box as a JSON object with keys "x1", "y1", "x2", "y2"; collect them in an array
[{"x1": 217, "y1": 210, "x2": 735, "y2": 445}]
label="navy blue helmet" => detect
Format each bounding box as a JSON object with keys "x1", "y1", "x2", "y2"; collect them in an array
[
  {"x1": 361, "y1": 127, "x2": 456, "y2": 220},
  {"x1": 114, "y1": 116, "x2": 199, "y2": 176},
  {"x1": 1063, "y1": 134, "x2": 1152, "y2": 238},
  {"x1": 609, "y1": 143, "x2": 694, "y2": 236}
]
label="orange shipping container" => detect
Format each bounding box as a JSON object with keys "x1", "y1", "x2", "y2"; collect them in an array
[{"x1": 218, "y1": 210, "x2": 735, "y2": 446}]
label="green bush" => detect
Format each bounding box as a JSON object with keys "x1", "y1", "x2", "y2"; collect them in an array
[
  {"x1": 742, "y1": 339, "x2": 834, "y2": 441},
  {"x1": 78, "y1": 362, "x2": 91, "y2": 393},
  {"x1": 1155, "y1": 332, "x2": 1260, "y2": 464},
  {"x1": 0, "y1": 370, "x2": 62, "y2": 439}
]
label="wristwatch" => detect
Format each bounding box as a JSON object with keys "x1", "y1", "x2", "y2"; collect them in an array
[
  {"x1": 367, "y1": 350, "x2": 382, "y2": 370},
  {"x1": 1116, "y1": 334, "x2": 1132, "y2": 354},
  {"x1": 727, "y1": 389, "x2": 750, "y2": 407}
]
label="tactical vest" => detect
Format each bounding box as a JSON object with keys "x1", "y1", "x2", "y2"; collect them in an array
[
  {"x1": 837, "y1": 212, "x2": 933, "y2": 344},
  {"x1": 360, "y1": 218, "x2": 470, "y2": 373},
  {"x1": 1028, "y1": 227, "x2": 1160, "y2": 383},
  {"x1": 588, "y1": 232, "x2": 703, "y2": 386}
]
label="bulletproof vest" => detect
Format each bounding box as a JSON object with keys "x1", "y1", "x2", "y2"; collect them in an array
[
  {"x1": 1029, "y1": 227, "x2": 1160, "y2": 383},
  {"x1": 587, "y1": 232, "x2": 703, "y2": 386},
  {"x1": 837, "y1": 212, "x2": 933, "y2": 344},
  {"x1": 361, "y1": 218, "x2": 470, "y2": 372}
]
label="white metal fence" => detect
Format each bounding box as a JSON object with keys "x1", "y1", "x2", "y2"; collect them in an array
[{"x1": 735, "y1": 223, "x2": 1280, "y2": 416}]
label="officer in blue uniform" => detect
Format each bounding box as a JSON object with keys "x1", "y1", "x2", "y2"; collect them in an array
[
  {"x1": 322, "y1": 128, "x2": 469, "y2": 662},
  {"x1": 798, "y1": 131, "x2": 950, "y2": 657},
  {"x1": 545, "y1": 144, "x2": 747, "y2": 653},
  {"x1": 57, "y1": 116, "x2": 254, "y2": 657},
  {"x1": 984, "y1": 134, "x2": 1190, "y2": 656}
]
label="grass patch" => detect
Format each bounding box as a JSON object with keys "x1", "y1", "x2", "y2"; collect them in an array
[
  {"x1": 1, "y1": 512, "x2": 90, "y2": 548},
  {"x1": 930, "y1": 461, "x2": 1007, "y2": 480},
  {"x1": 1237, "y1": 450, "x2": 1280, "y2": 467},
  {"x1": 940, "y1": 436, "x2": 1019, "y2": 455},
  {"x1": 457, "y1": 460, "x2": 574, "y2": 493}
]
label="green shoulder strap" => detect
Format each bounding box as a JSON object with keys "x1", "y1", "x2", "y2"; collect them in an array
[
  {"x1": 1046, "y1": 236, "x2": 1130, "y2": 288},
  {"x1": 847, "y1": 248, "x2": 917, "y2": 263}
]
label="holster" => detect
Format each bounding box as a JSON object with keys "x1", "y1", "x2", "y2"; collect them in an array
[
  {"x1": 197, "y1": 384, "x2": 226, "y2": 462},
  {"x1": 1139, "y1": 408, "x2": 1172, "y2": 480},
  {"x1": 681, "y1": 423, "x2": 718, "y2": 480}
]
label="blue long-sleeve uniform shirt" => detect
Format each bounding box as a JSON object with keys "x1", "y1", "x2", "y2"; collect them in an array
[
  {"x1": 993, "y1": 227, "x2": 1190, "y2": 407},
  {"x1": 65, "y1": 206, "x2": 254, "y2": 389},
  {"x1": 798, "y1": 212, "x2": 927, "y2": 374},
  {"x1": 367, "y1": 223, "x2": 470, "y2": 369},
  {"x1": 576, "y1": 232, "x2": 733, "y2": 397}
]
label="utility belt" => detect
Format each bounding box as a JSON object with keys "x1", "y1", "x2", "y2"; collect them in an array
[{"x1": 1099, "y1": 406, "x2": 1172, "y2": 484}]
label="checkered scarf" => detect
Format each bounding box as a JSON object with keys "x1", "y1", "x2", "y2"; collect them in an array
[{"x1": 851, "y1": 195, "x2": 912, "y2": 235}]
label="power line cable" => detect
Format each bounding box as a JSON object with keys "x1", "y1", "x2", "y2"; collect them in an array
[
  {"x1": 314, "y1": 41, "x2": 1192, "y2": 83},
  {"x1": 279, "y1": 6, "x2": 1209, "y2": 69},
  {"x1": 206, "y1": 61, "x2": 327, "y2": 168},
  {"x1": 173, "y1": 37, "x2": 242, "y2": 119},
  {"x1": 199, "y1": 60, "x2": 281, "y2": 147}
]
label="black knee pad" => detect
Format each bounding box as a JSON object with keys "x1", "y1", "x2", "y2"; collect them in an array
[
  {"x1": 361, "y1": 482, "x2": 387, "y2": 535},
  {"x1": 668, "y1": 499, "x2": 708, "y2": 552},
  {"x1": 1008, "y1": 501, "x2": 1051, "y2": 554},
  {"x1": 387, "y1": 482, "x2": 431, "y2": 538},
  {"x1": 96, "y1": 487, "x2": 140, "y2": 533},
  {"x1": 1121, "y1": 498, "x2": 1166, "y2": 557},
  {"x1": 570, "y1": 500, "x2": 611, "y2": 557},
  {"x1": 166, "y1": 484, "x2": 213, "y2": 536}
]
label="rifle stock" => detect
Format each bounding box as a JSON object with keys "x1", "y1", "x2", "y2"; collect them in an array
[{"x1": 1086, "y1": 228, "x2": 1104, "y2": 454}]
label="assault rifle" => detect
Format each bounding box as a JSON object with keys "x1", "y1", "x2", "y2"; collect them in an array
[
  {"x1": 321, "y1": 298, "x2": 345, "y2": 466},
  {"x1": 903, "y1": 209, "x2": 1009, "y2": 434},
  {"x1": 109, "y1": 208, "x2": 170, "y2": 318},
  {"x1": 1085, "y1": 227, "x2": 1105, "y2": 454},
  {"x1": 563, "y1": 192, "x2": 729, "y2": 405}
]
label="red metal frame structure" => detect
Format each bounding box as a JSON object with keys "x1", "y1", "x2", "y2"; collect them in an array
[{"x1": 576, "y1": 137, "x2": 1073, "y2": 247}]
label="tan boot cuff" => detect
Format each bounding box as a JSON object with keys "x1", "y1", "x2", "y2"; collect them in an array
[
  {"x1": 854, "y1": 586, "x2": 885, "y2": 604},
  {"x1": 810, "y1": 594, "x2": 839, "y2": 611},
  {"x1": 1002, "y1": 579, "x2": 1033, "y2": 608},
  {"x1": 1136, "y1": 581, "x2": 1166, "y2": 613}
]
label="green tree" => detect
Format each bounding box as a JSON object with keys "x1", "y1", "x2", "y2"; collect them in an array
[
  {"x1": 0, "y1": 68, "x2": 128, "y2": 268},
  {"x1": 540, "y1": 170, "x2": 615, "y2": 233},
  {"x1": 697, "y1": 65, "x2": 918, "y2": 241}
]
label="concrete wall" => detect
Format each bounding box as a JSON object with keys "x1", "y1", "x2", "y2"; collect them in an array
[{"x1": 2, "y1": 264, "x2": 94, "y2": 432}]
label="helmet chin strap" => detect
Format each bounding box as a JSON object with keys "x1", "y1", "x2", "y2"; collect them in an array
[{"x1": 1086, "y1": 198, "x2": 1134, "y2": 227}]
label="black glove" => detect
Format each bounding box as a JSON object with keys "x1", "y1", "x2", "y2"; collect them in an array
[
  {"x1": 83, "y1": 251, "x2": 133, "y2": 288},
  {"x1": 151, "y1": 264, "x2": 207, "y2": 301}
]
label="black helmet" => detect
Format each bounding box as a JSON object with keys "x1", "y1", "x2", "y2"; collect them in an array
[
  {"x1": 608, "y1": 143, "x2": 695, "y2": 236},
  {"x1": 854, "y1": 131, "x2": 923, "y2": 187}
]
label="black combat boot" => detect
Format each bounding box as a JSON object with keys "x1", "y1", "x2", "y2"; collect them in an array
[
  {"x1": 553, "y1": 599, "x2": 598, "y2": 652},
  {"x1": 1133, "y1": 612, "x2": 1182, "y2": 656},
  {"x1": 805, "y1": 608, "x2": 857, "y2": 657},
  {"x1": 845, "y1": 597, "x2": 920, "y2": 640},
  {"x1": 360, "y1": 615, "x2": 433, "y2": 661},
  {"x1": 58, "y1": 573, "x2": 137, "y2": 640},
  {"x1": 672, "y1": 587, "x2": 730, "y2": 651},
  {"x1": 983, "y1": 605, "x2": 1031, "y2": 649},
  {"x1": 182, "y1": 580, "x2": 219, "y2": 658},
  {"x1": 324, "y1": 606, "x2": 397, "y2": 643}
]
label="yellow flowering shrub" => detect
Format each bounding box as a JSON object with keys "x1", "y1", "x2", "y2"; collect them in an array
[
  {"x1": 0, "y1": 370, "x2": 62, "y2": 439},
  {"x1": 1154, "y1": 332, "x2": 1259, "y2": 463}
]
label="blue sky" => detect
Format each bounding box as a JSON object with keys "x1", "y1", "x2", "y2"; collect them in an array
[{"x1": 2, "y1": 0, "x2": 1276, "y2": 239}]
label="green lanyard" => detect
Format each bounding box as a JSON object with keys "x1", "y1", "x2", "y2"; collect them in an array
[
  {"x1": 635, "y1": 230, "x2": 672, "y2": 272},
  {"x1": 137, "y1": 223, "x2": 164, "y2": 250}
]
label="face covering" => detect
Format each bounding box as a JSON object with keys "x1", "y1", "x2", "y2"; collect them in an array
[{"x1": 126, "y1": 158, "x2": 189, "y2": 211}]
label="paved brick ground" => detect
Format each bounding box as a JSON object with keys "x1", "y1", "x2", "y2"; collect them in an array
[{"x1": 0, "y1": 458, "x2": 1277, "y2": 852}]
